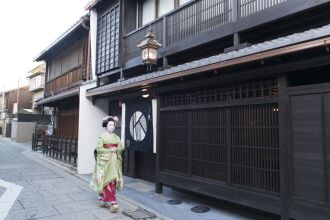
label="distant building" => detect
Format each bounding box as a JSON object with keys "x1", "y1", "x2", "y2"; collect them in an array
[
  {"x1": 27, "y1": 63, "x2": 46, "y2": 113},
  {"x1": 5, "y1": 86, "x2": 33, "y2": 117},
  {"x1": 0, "y1": 86, "x2": 33, "y2": 139}
]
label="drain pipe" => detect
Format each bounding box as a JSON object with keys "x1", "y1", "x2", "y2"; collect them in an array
[{"x1": 81, "y1": 16, "x2": 91, "y2": 81}]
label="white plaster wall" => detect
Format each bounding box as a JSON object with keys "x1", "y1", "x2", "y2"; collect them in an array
[
  {"x1": 77, "y1": 81, "x2": 108, "y2": 174},
  {"x1": 90, "y1": 9, "x2": 98, "y2": 80},
  {"x1": 120, "y1": 103, "x2": 126, "y2": 147},
  {"x1": 11, "y1": 120, "x2": 18, "y2": 141},
  {"x1": 152, "y1": 99, "x2": 157, "y2": 153}
]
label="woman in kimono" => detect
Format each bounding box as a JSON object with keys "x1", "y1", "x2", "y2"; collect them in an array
[{"x1": 90, "y1": 116, "x2": 124, "y2": 213}]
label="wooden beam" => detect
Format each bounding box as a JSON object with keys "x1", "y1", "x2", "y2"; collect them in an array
[{"x1": 278, "y1": 75, "x2": 289, "y2": 220}]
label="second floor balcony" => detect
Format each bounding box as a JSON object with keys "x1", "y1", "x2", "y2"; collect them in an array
[
  {"x1": 122, "y1": 0, "x2": 330, "y2": 70},
  {"x1": 44, "y1": 66, "x2": 83, "y2": 97}
]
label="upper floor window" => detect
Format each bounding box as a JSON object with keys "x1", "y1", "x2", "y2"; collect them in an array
[
  {"x1": 179, "y1": 0, "x2": 192, "y2": 5},
  {"x1": 142, "y1": 0, "x2": 156, "y2": 26},
  {"x1": 139, "y1": 0, "x2": 193, "y2": 27},
  {"x1": 96, "y1": 5, "x2": 120, "y2": 74},
  {"x1": 47, "y1": 41, "x2": 82, "y2": 82},
  {"x1": 158, "y1": 0, "x2": 175, "y2": 17}
]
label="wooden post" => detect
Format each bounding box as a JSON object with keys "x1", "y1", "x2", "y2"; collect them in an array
[
  {"x1": 162, "y1": 16, "x2": 168, "y2": 69},
  {"x1": 32, "y1": 133, "x2": 35, "y2": 151},
  {"x1": 56, "y1": 136, "x2": 59, "y2": 159},
  {"x1": 232, "y1": 0, "x2": 240, "y2": 48},
  {"x1": 64, "y1": 138, "x2": 67, "y2": 161},
  {"x1": 226, "y1": 109, "x2": 231, "y2": 183},
  {"x1": 69, "y1": 138, "x2": 72, "y2": 163},
  {"x1": 119, "y1": 0, "x2": 125, "y2": 79},
  {"x1": 155, "y1": 97, "x2": 163, "y2": 193},
  {"x1": 278, "y1": 75, "x2": 289, "y2": 220},
  {"x1": 59, "y1": 137, "x2": 63, "y2": 160},
  {"x1": 45, "y1": 136, "x2": 49, "y2": 155},
  {"x1": 74, "y1": 138, "x2": 78, "y2": 165}
]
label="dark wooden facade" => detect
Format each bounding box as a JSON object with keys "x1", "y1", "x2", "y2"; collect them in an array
[{"x1": 88, "y1": 0, "x2": 330, "y2": 219}]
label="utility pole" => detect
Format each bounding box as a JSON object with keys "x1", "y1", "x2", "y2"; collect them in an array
[
  {"x1": 16, "y1": 77, "x2": 20, "y2": 115},
  {"x1": 1, "y1": 85, "x2": 5, "y2": 119}
]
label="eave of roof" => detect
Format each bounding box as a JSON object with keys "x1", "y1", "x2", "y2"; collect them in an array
[
  {"x1": 36, "y1": 88, "x2": 80, "y2": 106},
  {"x1": 34, "y1": 14, "x2": 89, "y2": 62},
  {"x1": 86, "y1": 23, "x2": 330, "y2": 97},
  {"x1": 27, "y1": 64, "x2": 46, "y2": 79},
  {"x1": 84, "y1": 0, "x2": 102, "y2": 10}
]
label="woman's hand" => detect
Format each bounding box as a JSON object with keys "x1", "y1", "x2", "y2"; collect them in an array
[{"x1": 116, "y1": 178, "x2": 123, "y2": 190}]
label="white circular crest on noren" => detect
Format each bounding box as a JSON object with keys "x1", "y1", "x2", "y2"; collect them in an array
[{"x1": 129, "y1": 111, "x2": 147, "y2": 142}]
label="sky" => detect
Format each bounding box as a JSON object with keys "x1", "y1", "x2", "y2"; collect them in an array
[{"x1": 0, "y1": 0, "x2": 91, "y2": 91}]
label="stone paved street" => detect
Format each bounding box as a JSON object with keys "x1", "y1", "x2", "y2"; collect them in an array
[{"x1": 0, "y1": 138, "x2": 167, "y2": 220}]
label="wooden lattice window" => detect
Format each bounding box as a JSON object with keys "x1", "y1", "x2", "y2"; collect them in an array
[
  {"x1": 96, "y1": 5, "x2": 120, "y2": 74},
  {"x1": 190, "y1": 109, "x2": 227, "y2": 181},
  {"x1": 230, "y1": 104, "x2": 280, "y2": 192},
  {"x1": 159, "y1": 78, "x2": 280, "y2": 193},
  {"x1": 160, "y1": 111, "x2": 189, "y2": 174},
  {"x1": 161, "y1": 79, "x2": 278, "y2": 108},
  {"x1": 160, "y1": 104, "x2": 280, "y2": 193}
]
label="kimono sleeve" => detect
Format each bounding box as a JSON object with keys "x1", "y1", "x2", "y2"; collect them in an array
[
  {"x1": 116, "y1": 136, "x2": 124, "y2": 190},
  {"x1": 96, "y1": 135, "x2": 108, "y2": 155}
]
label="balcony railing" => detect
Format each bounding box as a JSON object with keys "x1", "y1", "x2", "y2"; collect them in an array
[
  {"x1": 239, "y1": 0, "x2": 287, "y2": 18},
  {"x1": 45, "y1": 66, "x2": 83, "y2": 97},
  {"x1": 123, "y1": 0, "x2": 326, "y2": 68}
]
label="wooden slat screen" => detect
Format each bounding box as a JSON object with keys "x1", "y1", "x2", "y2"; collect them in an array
[
  {"x1": 191, "y1": 109, "x2": 227, "y2": 181},
  {"x1": 230, "y1": 104, "x2": 279, "y2": 192},
  {"x1": 167, "y1": 0, "x2": 232, "y2": 46},
  {"x1": 159, "y1": 78, "x2": 280, "y2": 193},
  {"x1": 160, "y1": 111, "x2": 189, "y2": 174},
  {"x1": 161, "y1": 79, "x2": 278, "y2": 108},
  {"x1": 45, "y1": 66, "x2": 83, "y2": 97},
  {"x1": 160, "y1": 104, "x2": 279, "y2": 192},
  {"x1": 239, "y1": 0, "x2": 287, "y2": 18}
]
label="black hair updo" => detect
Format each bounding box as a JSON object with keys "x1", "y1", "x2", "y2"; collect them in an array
[{"x1": 102, "y1": 117, "x2": 117, "y2": 127}]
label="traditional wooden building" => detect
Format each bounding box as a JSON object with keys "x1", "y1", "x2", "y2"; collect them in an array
[
  {"x1": 85, "y1": 0, "x2": 330, "y2": 219},
  {"x1": 34, "y1": 15, "x2": 90, "y2": 138}
]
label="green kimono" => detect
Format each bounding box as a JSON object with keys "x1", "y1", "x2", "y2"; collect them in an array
[{"x1": 90, "y1": 132, "x2": 124, "y2": 194}]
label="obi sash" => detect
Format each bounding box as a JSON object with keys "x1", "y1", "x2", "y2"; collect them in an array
[{"x1": 103, "y1": 143, "x2": 118, "y2": 148}]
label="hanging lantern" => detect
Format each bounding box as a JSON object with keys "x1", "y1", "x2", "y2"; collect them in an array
[{"x1": 137, "y1": 28, "x2": 162, "y2": 66}]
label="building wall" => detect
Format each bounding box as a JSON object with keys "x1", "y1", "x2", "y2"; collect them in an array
[
  {"x1": 28, "y1": 74, "x2": 45, "y2": 92},
  {"x1": 32, "y1": 90, "x2": 44, "y2": 107},
  {"x1": 6, "y1": 87, "x2": 33, "y2": 115},
  {"x1": 11, "y1": 121, "x2": 36, "y2": 142},
  {"x1": 77, "y1": 81, "x2": 108, "y2": 174}
]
